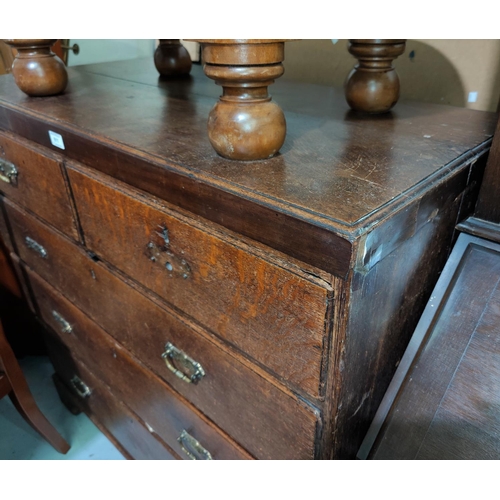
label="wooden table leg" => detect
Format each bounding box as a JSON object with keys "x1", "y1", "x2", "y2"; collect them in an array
[
  {"x1": 2, "y1": 39, "x2": 68, "y2": 97},
  {"x1": 154, "y1": 40, "x2": 192, "y2": 77},
  {"x1": 345, "y1": 39, "x2": 406, "y2": 113},
  {"x1": 189, "y1": 39, "x2": 294, "y2": 161}
]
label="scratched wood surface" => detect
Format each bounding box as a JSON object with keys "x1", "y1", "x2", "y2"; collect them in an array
[
  {"x1": 0, "y1": 59, "x2": 496, "y2": 460},
  {"x1": 0, "y1": 131, "x2": 79, "y2": 240},
  {"x1": 40, "y1": 288, "x2": 252, "y2": 460},
  {"x1": 46, "y1": 339, "x2": 179, "y2": 460},
  {"x1": 0, "y1": 59, "x2": 495, "y2": 276},
  {"x1": 66, "y1": 162, "x2": 331, "y2": 397},
  {"x1": 27, "y1": 263, "x2": 320, "y2": 460},
  {"x1": 0, "y1": 59, "x2": 494, "y2": 228}
]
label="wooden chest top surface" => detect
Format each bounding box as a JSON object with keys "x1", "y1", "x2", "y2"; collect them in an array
[
  {"x1": 1, "y1": 57, "x2": 497, "y2": 460},
  {"x1": 0, "y1": 58, "x2": 496, "y2": 277}
]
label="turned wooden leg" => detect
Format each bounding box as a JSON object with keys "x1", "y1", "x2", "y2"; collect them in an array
[
  {"x1": 154, "y1": 39, "x2": 192, "y2": 77},
  {"x1": 3, "y1": 39, "x2": 68, "y2": 97},
  {"x1": 345, "y1": 39, "x2": 406, "y2": 114},
  {"x1": 190, "y1": 39, "x2": 293, "y2": 161}
]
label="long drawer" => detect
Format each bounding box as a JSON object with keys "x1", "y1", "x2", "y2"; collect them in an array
[
  {"x1": 66, "y1": 161, "x2": 331, "y2": 397},
  {"x1": 5, "y1": 198, "x2": 319, "y2": 459},
  {"x1": 30, "y1": 269, "x2": 251, "y2": 460},
  {"x1": 44, "y1": 332, "x2": 178, "y2": 460},
  {"x1": 0, "y1": 131, "x2": 78, "y2": 240}
]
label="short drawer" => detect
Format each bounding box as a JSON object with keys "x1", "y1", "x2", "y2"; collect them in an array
[
  {"x1": 26, "y1": 261, "x2": 318, "y2": 459},
  {"x1": 0, "y1": 132, "x2": 78, "y2": 240},
  {"x1": 33, "y1": 275, "x2": 251, "y2": 460},
  {"x1": 44, "y1": 333, "x2": 178, "y2": 460},
  {"x1": 66, "y1": 162, "x2": 332, "y2": 396}
]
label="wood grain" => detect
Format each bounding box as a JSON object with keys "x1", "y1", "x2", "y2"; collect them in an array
[
  {"x1": 0, "y1": 58, "x2": 495, "y2": 461},
  {"x1": 46, "y1": 337, "x2": 179, "y2": 460},
  {"x1": 3, "y1": 39, "x2": 67, "y2": 96},
  {"x1": 66, "y1": 163, "x2": 331, "y2": 396},
  {"x1": 0, "y1": 60, "x2": 495, "y2": 276},
  {"x1": 0, "y1": 131, "x2": 78, "y2": 240},
  {"x1": 27, "y1": 263, "x2": 319, "y2": 459}
]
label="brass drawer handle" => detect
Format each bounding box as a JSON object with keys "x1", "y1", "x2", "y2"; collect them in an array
[
  {"x1": 25, "y1": 236, "x2": 47, "y2": 258},
  {"x1": 70, "y1": 375, "x2": 91, "y2": 399},
  {"x1": 0, "y1": 157, "x2": 18, "y2": 185},
  {"x1": 52, "y1": 310, "x2": 72, "y2": 334},
  {"x1": 178, "y1": 430, "x2": 213, "y2": 460},
  {"x1": 161, "y1": 342, "x2": 205, "y2": 384}
]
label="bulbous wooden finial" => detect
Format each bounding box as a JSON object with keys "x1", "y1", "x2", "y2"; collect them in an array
[
  {"x1": 3, "y1": 39, "x2": 68, "y2": 96},
  {"x1": 189, "y1": 39, "x2": 292, "y2": 161},
  {"x1": 154, "y1": 40, "x2": 192, "y2": 77},
  {"x1": 345, "y1": 39, "x2": 406, "y2": 113}
]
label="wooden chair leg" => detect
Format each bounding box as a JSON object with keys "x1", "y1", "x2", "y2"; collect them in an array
[{"x1": 0, "y1": 321, "x2": 70, "y2": 454}]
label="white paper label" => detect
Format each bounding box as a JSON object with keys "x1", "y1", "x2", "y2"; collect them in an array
[{"x1": 48, "y1": 130, "x2": 65, "y2": 150}]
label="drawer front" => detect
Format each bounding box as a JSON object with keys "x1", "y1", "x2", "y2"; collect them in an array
[
  {"x1": 33, "y1": 274, "x2": 251, "y2": 460},
  {"x1": 44, "y1": 332, "x2": 178, "y2": 460},
  {"x1": 0, "y1": 197, "x2": 14, "y2": 251},
  {"x1": 67, "y1": 163, "x2": 331, "y2": 396},
  {"x1": 0, "y1": 132, "x2": 78, "y2": 240},
  {"x1": 26, "y1": 260, "x2": 318, "y2": 459},
  {"x1": 6, "y1": 191, "x2": 318, "y2": 458}
]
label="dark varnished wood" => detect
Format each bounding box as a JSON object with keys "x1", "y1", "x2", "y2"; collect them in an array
[
  {"x1": 51, "y1": 371, "x2": 131, "y2": 459},
  {"x1": 47, "y1": 341, "x2": 178, "y2": 460},
  {"x1": 3, "y1": 196, "x2": 319, "y2": 458},
  {"x1": 458, "y1": 111, "x2": 500, "y2": 240},
  {"x1": 32, "y1": 275, "x2": 251, "y2": 460},
  {"x1": 3, "y1": 39, "x2": 67, "y2": 96},
  {"x1": 25, "y1": 259, "x2": 320, "y2": 459},
  {"x1": 0, "y1": 58, "x2": 496, "y2": 460},
  {"x1": 66, "y1": 163, "x2": 331, "y2": 396},
  {"x1": 345, "y1": 40, "x2": 406, "y2": 113},
  {"x1": 0, "y1": 240, "x2": 45, "y2": 358},
  {"x1": 359, "y1": 234, "x2": 500, "y2": 459},
  {"x1": 154, "y1": 40, "x2": 192, "y2": 78},
  {"x1": 323, "y1": 153, "x2": 484, "y2": 459},
  {"x1": 0, "y1": 131, "x2": 79, "y2": 240},
  {"x1": 474, "y1": 112, "x2": 500, "y2": 223},
  {"x1": 457, "y1": 216, "x2": 500, "y2": 245},
  {"x1": 0, "y1": 60, "x2": 495, "y2": 277}
]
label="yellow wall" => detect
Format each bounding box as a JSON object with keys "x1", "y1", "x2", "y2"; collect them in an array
[{"x1": 282, "y1": 40, "x2": 500, "y2": 112}]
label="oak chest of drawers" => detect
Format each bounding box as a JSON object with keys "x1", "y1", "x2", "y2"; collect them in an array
[{"x1": 0, "y1": 58, "x2": 496, "y2": 459}]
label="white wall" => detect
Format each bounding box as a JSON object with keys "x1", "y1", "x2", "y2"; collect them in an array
[{"x1": 67, "y1": 39, "x2": 156, "y2": 67}]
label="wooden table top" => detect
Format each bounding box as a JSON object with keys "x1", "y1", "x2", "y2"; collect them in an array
[{"x1": 0, "y1": 58, "x2": 496, "y2": 275}]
